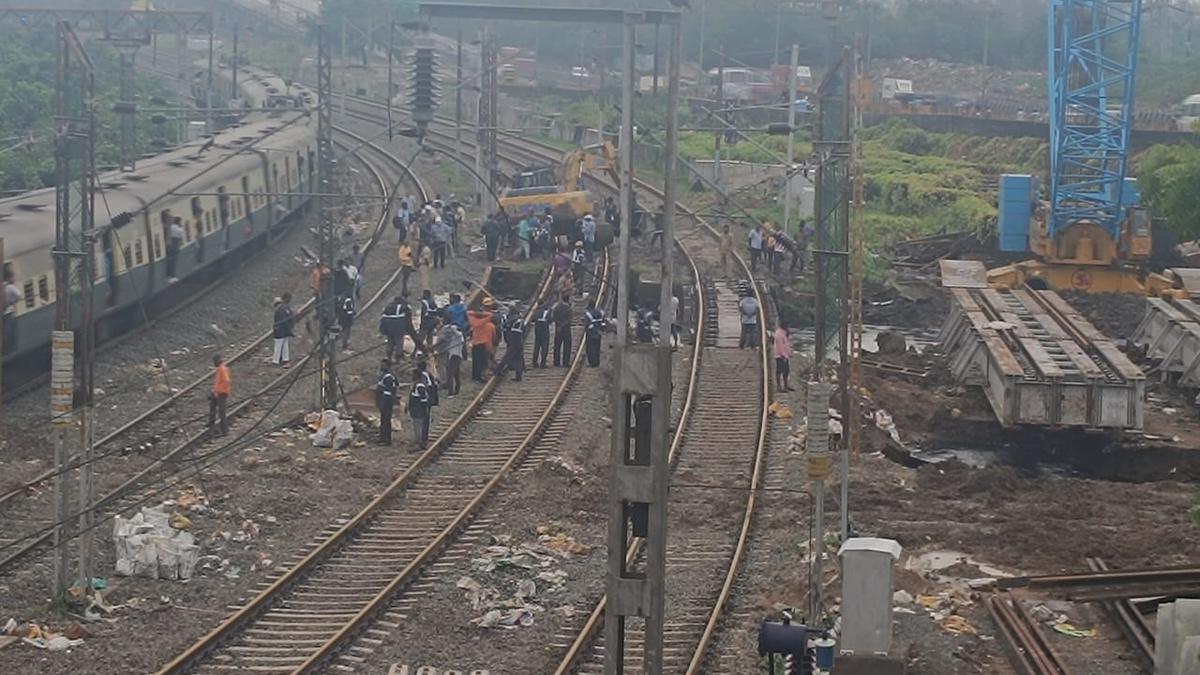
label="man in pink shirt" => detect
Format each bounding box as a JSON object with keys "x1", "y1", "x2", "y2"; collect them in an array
[{"x1": 774, "y1": 321, "x2": 793, "y2": 392}]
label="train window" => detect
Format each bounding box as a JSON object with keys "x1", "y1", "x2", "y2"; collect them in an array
[
  {"x1": 210, "y1": 209, "x2": 218, "y2": 230},
  {"x1": 298, "y1": 154, "x2": 306, "y2": 179},
  {"x1": 204, "y1": 212, "x2": 211, "y2": 231},
  {"x1": 22, "y1": 280, "x2": 33, "y2": 309},
  {"x1": 37, "y1": 276, "x2": 48, "y2": 302},
  {"x1": 123, "y1": 245, "x2": 133, "y2": 268},
  {"x1": 160, "y1": 209, "x2": 171, "y2": 228},
  {"x1": 285, "y1": 157, "x2": 291, "y2": 188},
  {"x1": 152, "y1": 234, "x2": 162, "y2": 260},
  {"x1": 190, "y1": 197, "x2": 202, "y2": 216},
  {"x1": 134, "y1": 240, "x2": 144, "y2": 265}
]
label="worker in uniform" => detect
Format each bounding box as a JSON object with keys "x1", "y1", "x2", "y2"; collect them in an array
[
  {"x1": 337, "y1": 292, "x2": 355, "y2": 351},
  {"x1": 532, "y1": 303, "x2": 552, "y2": 368},
  {"x1": 552, "y1": 292, "x2": 573, "y2": 367},
  {"x1": 208, "y1": 354, "x2": 231, "y2": 436},
  {"x1": 419, "y1": 289, "x2": 439, "y2": 346},
  {"x1": 418, "y1": 358, "x2": 440, "y2": 411},
  {"x1": 571, "y1": 241, "x2": 587, "y2": 292},
  {"x1": 380, "y1": 294, "x2": 419, "y2": 361},
  {"x1": 499, "y1": 306, "x2": 526, "y2": 381},
  {"x1": 406, "y1": 365, "x2": 431, "y2": 450},
  {"x1": 583, "y1": 300, "x2": 607, "y2": 368},
  {"x1": 375, "y1": 360, "x2": 399, "y2": 445},
  {"x1": 635, "y1": 303, "x2": 655, "y2": 344}
]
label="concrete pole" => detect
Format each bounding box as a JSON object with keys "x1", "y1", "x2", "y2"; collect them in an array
[
  {"x1": 205, "y1": 31, "x2": 214, "y2": 134},
  {"x1": 231, "y1": 24, "x2": 239, "y2": 100},
  {"x1": 455, "y1": 30, "x2": 463, "y2": 182},
  {"x1": 475, "y1": 29, "x2": 485, "y2": 208},
  {"x1": 697, "y1": 0, "x2": 706, "y2": 70},
  {"x1": 783, "y1": 44, "x2": 799, "y2": 234},
  {"x1": 341, "y1": 16, "x2": 348, "y2": 117},
  {"x1": 603, "y1": 17, "x2": 637, "y2": 674},
  {"x1": 714, "y1": 47, "x2": 724, "y2": 188},
  {"x1": 652, "y1": 21, "x2": 660, "y2": 96}
]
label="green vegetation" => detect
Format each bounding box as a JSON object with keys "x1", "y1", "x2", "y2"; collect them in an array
[
  {"x1": 1137, "y1": 144, "x2": 1200, "y2": 241},
  {"x1": 0, "y1": 29, "x2": 179, "y2": 193}
]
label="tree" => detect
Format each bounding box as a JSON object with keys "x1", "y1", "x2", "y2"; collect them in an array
[{"x1": 1137, "y1": 144, "x2": 1200, "y2": 241}]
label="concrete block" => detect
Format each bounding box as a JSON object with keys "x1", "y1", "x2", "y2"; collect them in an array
[
  {"x1": 830, "y1": 653, "x2": 905, "y2": 675},
  {"x1": 1156, "y1": 599, "x2": 1200, "y2": 675},
  {"x1": 838, "y1": 538, "x2": 902, "y2": 655}
]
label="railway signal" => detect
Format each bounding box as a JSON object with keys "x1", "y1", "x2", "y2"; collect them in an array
[{"x1": 409, "y1": 41, "x2": 437, "y2": 139}]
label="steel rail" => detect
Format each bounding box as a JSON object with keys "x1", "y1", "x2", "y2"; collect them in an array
[
  {"x1": 0, "y1": 127, "x2": 425, "y2": 574},
  {"x1": 1086, "y1": 557, "x2": 1155, "y2": 665},
  {"x1": 987, "y1": 592, "x2": 1071, "y2": 675},
  {"x1": 155, "y1": 249, "x2": 601, "y2": 673},
  {"x1": 546, "y1": 160, "x2": 770, "y2": 674}
]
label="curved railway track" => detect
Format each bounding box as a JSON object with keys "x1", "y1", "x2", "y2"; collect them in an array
[
  {"x1": 0, "y1": 125, "x2": 427, "y2": 575},
  {"x1": 335, "y1": 94, "x2": 775, "y2": 672},
  {"x1": 156, "y1": 244, "x2": 611, "y2": 674}
]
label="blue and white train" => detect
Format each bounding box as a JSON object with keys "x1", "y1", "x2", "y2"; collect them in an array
[{"x1": 0, "y1": 64, "x2": 317, "y2": 363}]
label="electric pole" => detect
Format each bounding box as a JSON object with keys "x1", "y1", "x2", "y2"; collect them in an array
[
  {"x1": 52, "y1": 21, "x2": 96, "y2": 603},
  {"x1": 478, "y1": 29, "x2": 499, "y2": 215},
  {"x1": 231, "y1": 24, "x2": 239, "y2": 101},
  {"x1": 783, "y1": 43, "x2": 799, "y2": 235},
  {"x1": 605, "y1": 13, "x2": 682, "y2": 674},
  {"x1": 316, "y1": 24, "x2": 338, "y2": 410},
  {"x1": 715, "y1": 46, "x2": 725, "y2": 189},
  {"x1": 455, "y1": 30, "x2": 464, "y2": 182}
]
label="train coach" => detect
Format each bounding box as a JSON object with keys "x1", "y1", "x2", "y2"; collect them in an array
[{"x1": 0, "y1": 107, "x2": 317, "y2": 365}]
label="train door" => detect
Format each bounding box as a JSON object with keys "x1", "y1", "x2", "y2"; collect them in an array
[
  {"x1": 241, "y1": 176, "x2": 252, "y2": 233},
  {"x1": 284, "y1": 156, "x2": 292, "y2": 213},
  {"x1": 218, "y1": 186, "x2": 231, "y2": 252},
  {"x1": 191, "y1": 196, "x2": 206, "y2": 263},
  {"x1": 102, "y1": 228, "x2": 117, "y2": 307}
]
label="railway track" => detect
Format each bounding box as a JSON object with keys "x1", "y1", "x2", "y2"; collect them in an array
[
  {"x1": 340, "y1": 92, "x2": 775, "y2": 673},
  {"x1": 155, "y1": 243, "x2": 610, "y2": 673},
  {"x1": 0, "y1": 126, "x2": 425, "y2": 575},
  {"x1": 987, "y1": 592, "x2": 1071, "y2": 675}
]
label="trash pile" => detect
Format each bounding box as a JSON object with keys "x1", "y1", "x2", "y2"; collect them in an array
[
  {"x1": 457, "y1": 528, "x2": 591, "y2": 630},
  {"x1": 2, "y1": 618, "x2": 89, "y2": 653},
  {"x1": 306, "y1": 410, "x2": 354, "y2": 449},
  {"x1": 112, "y1": 506, "x2": 199, "y2": 581}
]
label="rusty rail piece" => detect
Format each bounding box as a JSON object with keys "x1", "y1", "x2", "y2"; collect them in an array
[
  {"x1": 939, "y1": 286, "x2": 1144, "y2": 429},
  {"x1": 998, "y1": 564, "x2": 1200, "y2": 593},
  {"x1": 987, "y1": 592, "x2": 1071, "y2": 675},
  {"x1": 0, "y1": 128, "x2": 426, "y2": 575},
  {"x1": 156, "y1": 220, "x2": 604, "y2": 674},
  {"x1": 1086, "y1": 557, "x2": 1156, "y2": 666}
]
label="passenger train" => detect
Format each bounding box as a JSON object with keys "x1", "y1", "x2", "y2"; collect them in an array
[{"x1": 0, "y1": 63, "x2": 317, "y2": 365}]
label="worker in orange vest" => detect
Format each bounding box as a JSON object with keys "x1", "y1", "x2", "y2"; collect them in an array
[
  {"x1": 468, "y1": 301, "x2": 497, "y2": 382},
  {"x1": 208, "y1": 354, "x2": 231, "y2": 436}
]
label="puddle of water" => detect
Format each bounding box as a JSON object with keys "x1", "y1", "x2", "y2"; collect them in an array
[
  {"x1": 905, "y1": 549, "x2": 1012, "y2": 580},
  {"x1": 908, "y1": 446, "x2": 998, "y2": 469}
]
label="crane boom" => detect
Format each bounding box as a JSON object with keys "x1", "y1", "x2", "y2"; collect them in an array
[{"x1": 1047, "y1": 0, "x2": 1143, "y2": 239}]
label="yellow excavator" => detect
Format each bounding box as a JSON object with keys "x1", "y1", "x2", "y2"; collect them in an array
[{"x1": 498, "y1": 141, "x2": 619, "y2": 225}]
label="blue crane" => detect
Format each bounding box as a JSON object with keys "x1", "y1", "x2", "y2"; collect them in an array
[
  {"x1": 1047, "y1": 0, "x2": 1142, "y2": 240},
  {"x1": 991, "y1": 0, "x2": 1164, "y2": 294}
]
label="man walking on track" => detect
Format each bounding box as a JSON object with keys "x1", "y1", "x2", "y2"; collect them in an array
[
  {"x1": 748, "y1": 223, "x2": 764, "y2": 271},
  {"x1": 584, "y1": 299, "x2": 607, "y2": 367},
  {"x1": 532, "y1": 302, "x2": 552, "y2": 368},
  {"x1": 738, "y1": 289, "x2": 760, "y2": 349},
  {"x1": 552, "y1": 293, "x2": 573, "y2": 367},
  {"x1": 209, "y1": 354, "x2": 231, "y2": 436},
  {"x1": 375, "y1": 359, "x2": 399, "y2": 445},
  {"x1": 272, "y1": 293, "x2": 293, "y2": 367},
  {"x1": 774, "y1": 321, "x2": 793, "y2": 392}
]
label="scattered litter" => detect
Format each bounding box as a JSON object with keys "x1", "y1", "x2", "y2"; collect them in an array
[
  {"x1": 222, "y1": 565, "x2": 241, "y2": 580},
  {"x1": 1051, "y1": 623, "x2": 1095, "y2": 638},
  {"x1": 768, "y1": 401, "x2": 794, "y2": 419},
  {"x1": 0, "y1": 636, "x2": 17, "y2": 652},
  {"x1": 515, "y1": 579, "x2": 536, "y2": 601},
  {"x1": 169, "y1": 513, "x2": 192, "y2": 531},
  {"x1": 113, "y1": 506, "x2": 199, "y2": 581},
  {"x1": 874, "y1": 409, "x2": 901, "y2": 443},
  {"x1": 62, "y1": 622, "x2": 89, "y2": 641},
  {"x1": 938, "y1": 615, "x2": 978, "y2": 635},
  {"x1": 538, "y1": 531, "x2": 592, "y2": 556},
  {"x1": 893, "y1": 590, "x2": 914, "y2": 605},
  {"x1": 241, "y1": 519, "x2": 260, "y2": 540}
]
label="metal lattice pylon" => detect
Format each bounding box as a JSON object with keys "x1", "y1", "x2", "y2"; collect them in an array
[{"x1": 1047, "y1": 0, "x2": 1142, "y2": 238}]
